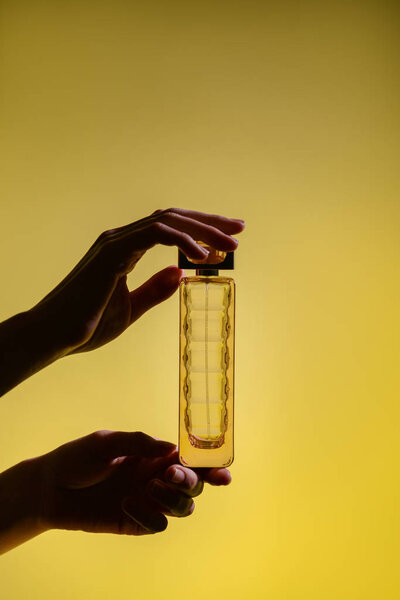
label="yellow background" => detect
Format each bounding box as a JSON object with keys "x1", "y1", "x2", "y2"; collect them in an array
[{"x1": 1, "y1": 1, "x2": 399, "y2": 598}]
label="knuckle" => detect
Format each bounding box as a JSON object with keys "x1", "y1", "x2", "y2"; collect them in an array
[
  {"x1": 154, "y1": 208, "x2": 177, "y2": 223},
  {"x1": 160, "y1": 207, "x2": 176, "y2": 215},
  {"x1": 157, "y1": 211, "x2": 169, "y2": 223},
  {"x1": 97, "y1": 229, "x2": 115, "y2": 245},
  {"x1": 95, "y1": 231, "x2": 117, "y2": 260},
  {"x1": 150, "y1": 221, "x2": 164, "y2": 233},
  {"x1": 91, "y1": 429, "x2": 112, "y2": 441},
  {"x1": 132, "y1": 430, "x2": 145, "y2": 438},
  {"x1": 92, "y1": 429, "x2": 112, "y2": 440},
  {"x1": 132, "y1": 431, "x2": 147, "y2": 443}
]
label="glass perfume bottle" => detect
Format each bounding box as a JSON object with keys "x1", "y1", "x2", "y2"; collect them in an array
[{"x1": 178, "y1": 245, "x2": 235, "y2": 468}]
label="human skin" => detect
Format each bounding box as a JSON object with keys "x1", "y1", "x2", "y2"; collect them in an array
[
  {"x1": 0, "y1": 208, "x2": 245, "y2": 553},
  {"x1": 0, "y1": 208, "x2": 245, "y2": 396},
  {"x1": 0, "y1": 430, "x2": 231, "y2": 554}
]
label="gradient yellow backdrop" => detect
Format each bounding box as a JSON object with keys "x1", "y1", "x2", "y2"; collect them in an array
[{"x1": 1, "y1": 1, "x2": 399, "y2": 598}]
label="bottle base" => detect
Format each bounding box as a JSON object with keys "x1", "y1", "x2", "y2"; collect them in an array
[{"x1": 179, "y1": 448, "x2": 234, "y2": 468}]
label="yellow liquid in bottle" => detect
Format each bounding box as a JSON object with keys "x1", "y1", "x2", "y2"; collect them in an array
[{"x1": 179, "y1": 276, "x2": 235, "y2": 467}]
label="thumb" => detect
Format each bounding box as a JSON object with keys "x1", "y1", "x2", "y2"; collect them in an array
[{"x1": 129, "y1": 265, "x2": 184, "y2": 324}]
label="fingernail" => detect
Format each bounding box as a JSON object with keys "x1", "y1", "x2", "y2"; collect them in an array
[{"x1": 168, "y1": 467, "x2": 185, "y2": 484}]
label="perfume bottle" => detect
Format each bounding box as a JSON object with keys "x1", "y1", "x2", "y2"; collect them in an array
[{"x1": 178, "y1": 245, "x2": 235, "y2": 468}]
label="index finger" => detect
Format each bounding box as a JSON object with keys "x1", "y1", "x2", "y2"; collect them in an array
[
  {"x1": 106, "y1": 208, "x2": 245, "y2": 244},
  {"x1": 85, "y1": 430, "x2": 176, "y2": 460},
  {"x1": 91, "y1": 208, "x2": 245, "y2": 277},
  {"x1": 152, "y1": 208, "x2": 245, "y2": 235}
]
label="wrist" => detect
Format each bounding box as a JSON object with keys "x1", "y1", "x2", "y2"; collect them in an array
[
  {"x1": 28, "y1": 304, "x2": 72, "y2": 358},
  {"x1": 28, "y1": 300, "x2": 92, "y2": 357},
  {"x1": 0, "y1": 456, "x2": 49, "y2": 553},
  {"x1": 0, "y1": 306, "x2": 72, "y2": 395}
]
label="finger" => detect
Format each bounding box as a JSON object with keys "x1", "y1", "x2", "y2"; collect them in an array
[
  {"x1": 157, "y1": 212, "x2": 240, "y2": 251},
  {"x1": 117, "y1": 222, "x2": 211, "y2": 261},
  {"x1": 109, "y1": 208, "x2": 245, "y2": 240},
  {"x1": 197, "y1": 468, "x2": 232, "y2": 486},
  {"x1": 89, "y1": 430, "x2": 176, "y2": 460},
  {"x1": 117, "y1": 514, "x2": 149, "y2": 536},
  {"x1": 129, "y1": 266, "x2": 184, "y2": 324},
  {"x1": 102, "y1": 210, "x2": 244, "y2": 273},
  {"x1": 97, "y1": 223, "x2": 208, "y2": 276},
  {"x1": 147, "y1": 479, "x2": 195, "y2": 517},
  {"x1": 34, "y1": 210, "x2": 244, "y2": 310},
  {"x1": 121, "y1": 497, "x2": 168, "y2": 533},
  {"x1": 161, "y1": 208, "x2": 245, "y2": 235},
  {"x1": 164, "y1": 465, "x2": 204, "y2": 497}
]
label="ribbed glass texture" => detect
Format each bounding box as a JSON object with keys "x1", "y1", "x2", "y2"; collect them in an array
[{"x1": 179, "y1": 276, "x2": 234, "y2": 467}]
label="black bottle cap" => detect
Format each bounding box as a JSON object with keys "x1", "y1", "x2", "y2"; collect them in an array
[{"x1": 178, "y1": 249, "x2": 235, "y2": 270}]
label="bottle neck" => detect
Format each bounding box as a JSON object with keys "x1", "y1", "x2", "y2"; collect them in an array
[{"x1": 195, "y1": 269, "x2": 219, "y2": 276}]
